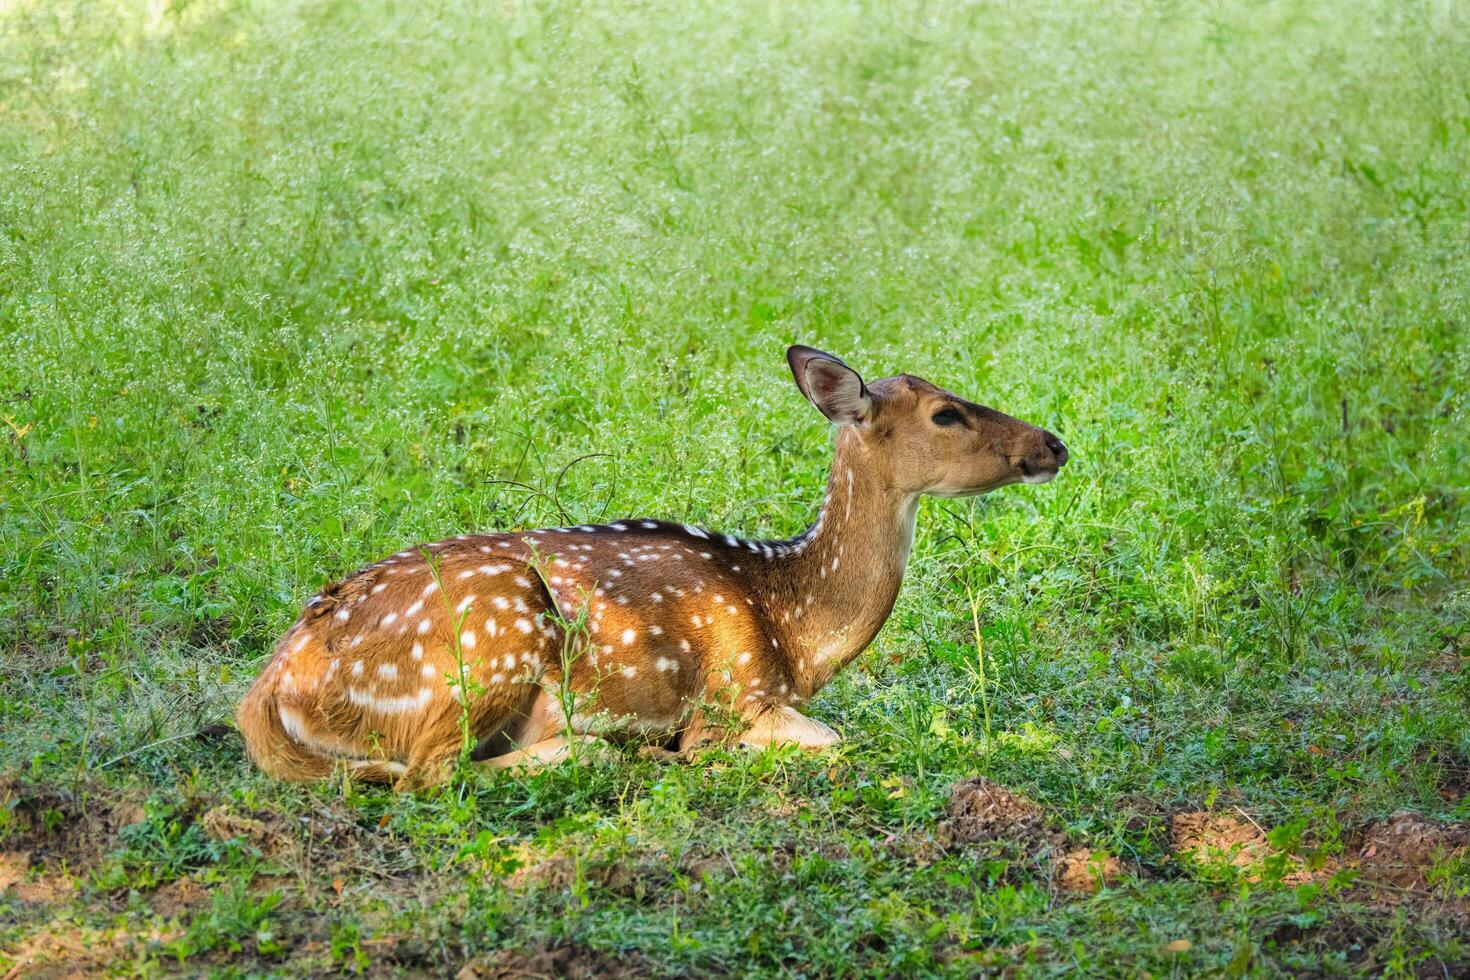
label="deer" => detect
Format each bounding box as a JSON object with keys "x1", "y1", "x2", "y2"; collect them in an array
[{"x1": 236, "y1": 345, "x2": 1068, "y2": 788}]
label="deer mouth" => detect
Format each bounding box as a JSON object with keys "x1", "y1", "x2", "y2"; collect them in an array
[{"x1": 1019, "y1": 461, "x2": 1059, "y2": 485}]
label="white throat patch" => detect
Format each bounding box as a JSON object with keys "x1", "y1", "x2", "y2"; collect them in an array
[{"x1": 896, "y1": 494, "x2": 920, "y2": 565}]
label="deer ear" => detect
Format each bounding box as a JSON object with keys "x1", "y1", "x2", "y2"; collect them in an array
[{"x1": 786, "y1": 345, "x2": 873, "y2": 426}]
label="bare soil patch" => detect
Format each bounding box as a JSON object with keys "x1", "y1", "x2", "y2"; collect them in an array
[
  {"x1": 1170, "y1": 809, "x2": 1271, "y2": 870},
  {"x1": 1352, "y1": 812, "x2": 1469, "y2": 892},
  {"x1": 505, "y1": 853, "x2": 577, "y2": 891},
  {"x1": 506, "y1": 845, "x2": 733, "y2": 900},
  {"x1": 0, "y1": 776, "x2": 145, "y2": 879},
  {"x1": 0, "y1": 849, "x2": 76, "y2": 906},
  {"x1": 2, "y1": 921, "x2": 183, "y2": 978},
  {"x1": 931, "y1": 778, "x2": 1127, "y2": 894},
  {"x1": 198, "y1": 800, "x2": 421, "y2": 881},
  {"x1": 148, "y1": 876, "x2": 212, "y2": 919},
  {"x1": 1171, "y1": 807, "x2": 1469, "y2": 920},
  {"x1": 199, "y1": 804, "x2": 300, "y2": 860},
  {"x1": 931, "y1": 780, "x2": 1469, "y2": 909}
]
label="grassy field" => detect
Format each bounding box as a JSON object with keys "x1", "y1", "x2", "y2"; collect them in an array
[{"x1": 2, "y1": 0, "x2": 1468, "y2": 974}]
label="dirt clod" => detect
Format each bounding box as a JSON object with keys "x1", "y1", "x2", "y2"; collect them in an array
[
  {"x1": 200, "y1": 804, "x2": 301, "y2": 862},
  {"x1": 506, "y1": 854, "x2": 577, "y2": 891},
  {"x1": 0, "y1": 850, "x2": 28, "y2": 891},
  {"x1": 1056, "y1": 848, "x2": 1123, "y2": 894},
  {"x1": 1171, "y1": 806, "x2": 1469, "y2": 923},
  {"x1": 507, "y1": 847, "x2": 730, "y2": 900},
  {"x1": 1170, "y1": 810, "x2": 1270, "y2": 868},
  {"x1": 457, "y1": 941, "x2": 650, "y2": 980},
  {"x1": 936, "y1": 777, "x2": 1057, "y2": 849},
  {"x1": 149, "y1": 876, "x2": 212, "y2": 918},
  {"x1": 200, "y1": 805, "x2": 269, "y2": 844},
  {"x1": 1354, "y1": 811, "x2": 1468, "y2": 890}
]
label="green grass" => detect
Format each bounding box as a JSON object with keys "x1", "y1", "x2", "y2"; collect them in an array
[{"x1": 2, "y1": 0, "x2": 1468, "y2": 974}]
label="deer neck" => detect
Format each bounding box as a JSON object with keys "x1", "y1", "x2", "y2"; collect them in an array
[{"x1": 762, "y1": 428, "x2": 919, "y2": 698}]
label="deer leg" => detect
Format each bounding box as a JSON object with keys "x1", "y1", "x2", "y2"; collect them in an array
[
  {"x1": 738, "y1": 705, "x2": 842, "y2": 751},
  {"x1": 479, "y1": 734, "x2": 618, "y2": 770},
  {"x1": 479, "y1": 736, "x2": 571, "y2": 769},
  {"x1": 666, "y1": 704, "x2": 839, "y2": 758}
]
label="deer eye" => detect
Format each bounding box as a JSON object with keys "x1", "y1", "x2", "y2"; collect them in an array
[{"x1": 931, "y1": 407, "x2": 966, "y2": 428}]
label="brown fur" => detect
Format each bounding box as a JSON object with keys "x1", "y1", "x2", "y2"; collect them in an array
[{"x1": 236, "y1": 347, "x2": 1066, "y2": 787}]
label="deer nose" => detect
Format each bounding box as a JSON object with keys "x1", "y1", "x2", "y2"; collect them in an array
[{"x1": 1045, "y1": 433, "x2": 1069, "y2": 467}]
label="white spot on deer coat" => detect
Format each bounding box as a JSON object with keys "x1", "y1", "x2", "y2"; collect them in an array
[
  {"x1": 279, "y1": 705, "x2": 313, "y2": 744},
  {"x1": 348, "y1": 686, "x2": 432, "y2": 714}
]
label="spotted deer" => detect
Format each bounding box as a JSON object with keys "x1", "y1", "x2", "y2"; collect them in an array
[{"x1": 237, "y1": 346, "x2": 1068, "y2": 787}]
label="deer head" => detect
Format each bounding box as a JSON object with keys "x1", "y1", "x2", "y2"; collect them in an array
[{"x1": 786, "y1": 344, "x2": 1069, "y2": 498}]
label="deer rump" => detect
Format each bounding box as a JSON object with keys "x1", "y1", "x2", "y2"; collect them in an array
[{"x1": 237, "y1": 532, "x2": 745, "y2": 787}]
